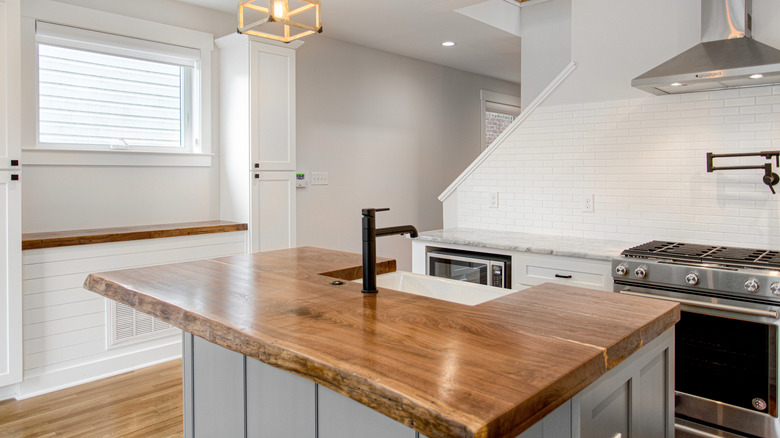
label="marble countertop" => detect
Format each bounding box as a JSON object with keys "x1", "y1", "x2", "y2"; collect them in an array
[
  {"x1": 415, "y1": 228, "x2": 642, "y2": 260},
  {"x1": 83, "y1": 247, "x2": 678, "y2": 438}
]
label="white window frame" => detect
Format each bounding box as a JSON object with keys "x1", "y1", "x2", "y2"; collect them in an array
[
  {"x1": 19, "y1": 2, "x2": 214, "y2": 167},
  {"x1": 35, "y1": 22, "x2": 200, "y2": 154},
  {"x1": 480, "y1": 90, "x2": 521, "y2": 150}
]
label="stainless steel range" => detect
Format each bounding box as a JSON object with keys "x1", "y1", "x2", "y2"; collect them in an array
[{"x1": 613, "y1": 241, "x2": 780, "y2": 438}]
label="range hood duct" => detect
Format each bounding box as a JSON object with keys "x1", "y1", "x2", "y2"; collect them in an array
[{"x1": 632, "y1": 0, "x2": 780, "y2": 95}]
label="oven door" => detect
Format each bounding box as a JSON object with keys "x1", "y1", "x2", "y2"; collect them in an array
[{"x1": 618, "y1": 285, "x2": 780, "y2": 438}]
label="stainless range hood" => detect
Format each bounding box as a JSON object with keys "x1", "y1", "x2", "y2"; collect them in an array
[{"x1": 632, "y1": 0, "x2": 780, "y2": 95}]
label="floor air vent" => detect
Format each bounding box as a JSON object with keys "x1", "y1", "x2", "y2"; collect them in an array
[{"x1": 108, "y1": 301, "x2": 178, "y2": 347}]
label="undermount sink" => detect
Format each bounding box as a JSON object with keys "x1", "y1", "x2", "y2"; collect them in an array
[{"x1": 356, "y1": 271, "x2": 521, "y2": 306}]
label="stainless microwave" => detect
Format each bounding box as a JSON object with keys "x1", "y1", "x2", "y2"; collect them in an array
[{"x1": 426, "y1": 249, "x2": 511, "y2": 289}]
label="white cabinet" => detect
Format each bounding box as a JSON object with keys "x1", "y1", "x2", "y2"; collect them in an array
[
  {"x1": 217, "y1": 34, "x2": 299, "y2": 252},
  {"x1": 251, "y1": 171, "x2": 296, "y2": 251},
  {"x1": 0, "y1": 0, "x2": 23, "y2": 389}
]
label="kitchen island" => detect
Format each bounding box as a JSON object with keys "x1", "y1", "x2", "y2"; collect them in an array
[{"x1": 83, "y1": 247, "x2": 679, "y2": 438}]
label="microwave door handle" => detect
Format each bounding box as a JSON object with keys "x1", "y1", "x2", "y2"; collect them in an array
[{"x1": 619, "y1": 289, "x2": 779, "y2": 319}]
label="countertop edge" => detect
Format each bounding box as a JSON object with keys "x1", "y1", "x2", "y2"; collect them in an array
[{"x1": 414, "y1": 228, "x2": 640, "y2": 261}]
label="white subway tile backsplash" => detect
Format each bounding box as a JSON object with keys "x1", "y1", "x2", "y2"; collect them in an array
[
  {"x1": 454, "y1": 86, "x2": 780, "y2": 249},
  {"x1": 740, "y1": 87, "x2": 773, "y2": 97}
]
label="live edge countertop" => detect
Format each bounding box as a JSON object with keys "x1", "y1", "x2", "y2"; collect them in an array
[
  {"x1": 416, "y1": 228, "x2": 640, "y2": 260},
  {"x1": 83, "y1": 246, "x2": 678, "y2": 438}
]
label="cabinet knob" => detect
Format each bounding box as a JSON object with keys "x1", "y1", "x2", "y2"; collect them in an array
[
  {"x1": 254, "y1": 163, "x2": 260, "y2": 168},
  {"x1": 254, "y1": 174, "x2": 259, "y2": 179},
  {"x1": 10, "y1": 160, "x2": 18, "y2": 166},
  {"x1": 10, "y1": 174, "x2": 19, "y2": 181}
]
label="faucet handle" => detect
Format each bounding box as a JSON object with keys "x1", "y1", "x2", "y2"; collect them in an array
[{"x1": 362, "y1": 208, "x2": 390, "y2": 216}]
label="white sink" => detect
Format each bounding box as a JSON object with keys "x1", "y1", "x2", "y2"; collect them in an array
[{"x1": 356, "y1": 271, "x2": 521, "y2": 306}]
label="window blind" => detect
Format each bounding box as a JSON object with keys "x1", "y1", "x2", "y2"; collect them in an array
[{"x1": 35, "y1": 22, "x2": 198, "y2": 150}]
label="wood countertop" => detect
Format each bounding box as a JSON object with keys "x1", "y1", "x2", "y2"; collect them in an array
[
  {"x1": 22, "y1": 220, "x2": 248, "y2": 250},
  {"x1": 83, "y1": 247, "x2": 679, "y2": 438}
]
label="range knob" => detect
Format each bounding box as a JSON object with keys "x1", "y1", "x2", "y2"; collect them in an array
[
  {"x1": 745, "y1": 279, "x2": 760, "y2": 293},
  {"x1": 771, "y1": 282, "x2": 780, "y2": 296},
  {"x1": 615, "y1": 264, "x2": 628, "y2": 276},
  {"x1": 685, "y1": 273, "x2": 699, "y2": 285},
  {"x1": 634, "y1": 266, "x2": 648, "y2": 279}
]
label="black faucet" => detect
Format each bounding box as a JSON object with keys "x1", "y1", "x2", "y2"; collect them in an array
[{"x1": 362, "y1": 208, "x2": 418, "y2": 293}]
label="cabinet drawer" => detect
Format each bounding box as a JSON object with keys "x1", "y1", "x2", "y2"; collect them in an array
[{"x1": 515, "y1": 254, "x2": 611, "y2": 291}]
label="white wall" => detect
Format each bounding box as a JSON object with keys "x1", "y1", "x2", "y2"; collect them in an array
[
  {"x1": 20, "y1": 0, "x2": 234, "y2": 233},
  {"x1": 518, "y1": 0, "x2": 571, "y2": 109},
  {"x1": 446, "y1": 0, "x2": 780, "y2": 250},
  {"x1": 295, "y1": 37, "x2": 520, "y2": 270},
  {"x1": 549, "y1": 0, "x2": 699, "y2": 106}
]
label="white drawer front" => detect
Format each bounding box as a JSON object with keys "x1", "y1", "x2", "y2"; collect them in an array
[{"x1": 515, "y1": 254, "x2": 612, "y2": 291}]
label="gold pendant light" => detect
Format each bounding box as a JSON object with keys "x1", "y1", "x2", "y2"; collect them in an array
[{"x1": 238, "y1": 0, "x2": 322, "y2": 43}]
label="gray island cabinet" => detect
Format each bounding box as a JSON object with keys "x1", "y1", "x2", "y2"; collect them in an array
[
  {"x1": 183, "y1": 328, "x2": 673, "y2": 438},
  {"x1": 82, "y1": 247, "x2": 678, "y2": 438}
]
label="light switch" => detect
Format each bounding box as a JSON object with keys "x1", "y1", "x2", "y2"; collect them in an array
[{"x1": 312, "y1": 172, "x2": 328, "y2": 185}]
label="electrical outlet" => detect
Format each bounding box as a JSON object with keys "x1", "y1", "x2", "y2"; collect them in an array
[
  {"x1": 489, "y1": 192, "x2": 499, "y2": 208},
  {"x1": 311, "y1": 172, "x2": 329, "y2": 185},
  {"x1": 582, "y1": 194, "x2": 594, "y2": 213}
]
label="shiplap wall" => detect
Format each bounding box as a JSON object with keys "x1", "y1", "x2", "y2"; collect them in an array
[
  {"x1": 19, "y1": 231, "x2": 246, "y2": 398},
  {"x1": 451, "y1": 86, "x2": 780, "y2": 248}
]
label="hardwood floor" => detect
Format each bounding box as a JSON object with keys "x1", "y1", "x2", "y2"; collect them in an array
[{"x1": 0, "y1": 360, "x2": 183, "y2": 438}]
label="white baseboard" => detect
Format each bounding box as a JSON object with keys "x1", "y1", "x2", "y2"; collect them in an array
[
  {"x1": 17, "y1": 337, "x2": 181, "y2": 400},
  {"x1": 0, "y1": 383, "x2": 20, "y2": 401}
]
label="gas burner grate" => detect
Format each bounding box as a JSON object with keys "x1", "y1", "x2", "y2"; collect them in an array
[
  {"x1": 621, "y1": 241, "x2": 720, "y2": 262},
  {"x1": 706, "y1": 248, "x2": 780, "y2": 268},
  {"x1": 621, "y1": 241, "x2": 780, "y2": 270}
]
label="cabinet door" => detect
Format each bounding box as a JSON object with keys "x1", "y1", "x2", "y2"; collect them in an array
[
  {"x1": 0, "y1": 0, "x2": 20, "y2": 169},
  {"x1": 246, "y1": 358, "x2": 316, "y2": 437},
  {"x1": 579, "y1": 380, "x2": 630, "y2": 438},
  {"x1": 318, "y1": 386, "x2": 417, "y2": 438},
  {"x1": 0, "y1": 172, "x2": 22, "y2": 387},
  {"x1": 0, "y1": 1, "x2": 7, "y2": 165},
  {"x1": 250, "y1": 42, "x2": 296, "y2": 171},
  {"x1": 190, "y1": 336, "x2": 245, "y2": 438},
  {"x1": 250, "y1": 171, "x2": 296, "y2": 252},
  {"x1": 579, "y1": 328, "x2": 674, "y2": 438}
]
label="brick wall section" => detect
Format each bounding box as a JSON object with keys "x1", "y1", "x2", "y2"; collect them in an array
[
  {"x1": 485, "y1": 111, "x2": 517, "y2": 147},
  {"x1": 454, "y1": 86, "x2": 780, "y2": 248}
]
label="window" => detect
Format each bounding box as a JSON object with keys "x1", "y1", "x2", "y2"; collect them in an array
[
  {"x1": 481, "y1": 90, "x2": 521, "y2": 150},
  {"x1": 34, "y1": 22, "x2": 201, "y2": 153}
]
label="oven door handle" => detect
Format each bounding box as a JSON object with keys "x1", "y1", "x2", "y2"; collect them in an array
[{"x1": 619, "y1": 289, "x2": 780, "y2": 319}]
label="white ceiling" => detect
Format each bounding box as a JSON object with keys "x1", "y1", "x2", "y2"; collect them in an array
[{"x1": 177, "y1": 0, "x2": 523, "y2": 84}]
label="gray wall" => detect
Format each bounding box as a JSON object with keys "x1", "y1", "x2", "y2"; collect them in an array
[{"x1": 295, "y1": 37, "x2": 520, "y2": 270}]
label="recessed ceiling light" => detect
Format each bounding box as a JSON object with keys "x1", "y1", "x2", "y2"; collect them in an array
[
  {"x1": 750, "y1": 73, "x2": 764, "y2": 79},
  {"x1": 441, "y1": 41, "x2": 456, "y2": 47},
  {"x1": 670, "y1": 82, "x2": 683, "y2": 87}
]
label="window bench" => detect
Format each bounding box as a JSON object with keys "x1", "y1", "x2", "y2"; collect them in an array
[{"x1": 12, "y1": 221, "x2": 247, "y2": 400}]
